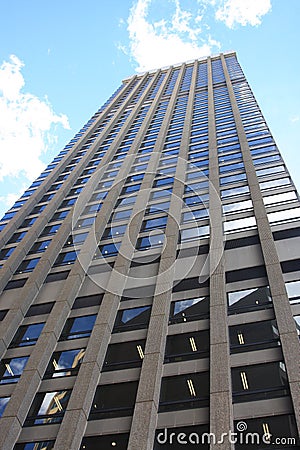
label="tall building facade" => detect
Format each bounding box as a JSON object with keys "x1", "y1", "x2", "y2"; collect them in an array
[{"x1": 0, "y1": 52, "x2": 299, "y2": 450}]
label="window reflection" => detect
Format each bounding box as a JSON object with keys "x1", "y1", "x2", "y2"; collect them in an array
[
  {"x1": 285, "y1": 280, "x2": 300, "y2": 305},
  {"x1": 9, "y1": 323, "x2": 45, "y2": 347},
  {"x1": 0, "y1": 356, "x2": 29, "y2": 384},
  {"x1": 59, "y1": 315, "x2": 96, "y2": 340},
  {"x1": 170, "y1": 297, "x2": 209, "y2": 324},
  {"x1": 25, "y1": 390, "x2": 71, "y2": 426},
  {"x1": 113, "y1": 306, "x2": 151, "y2": 332},
  {"x1": 44, "y1": 349, "x2": 85, "y2": 378},
  {"x1": 228, "y1": 286, "x2": 272, "y2": 314},
  {"x1": 0, "y1": 397, "x2": 10, "y2": 417}
]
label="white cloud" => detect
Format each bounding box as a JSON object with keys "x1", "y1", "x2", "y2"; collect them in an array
[
  {"x1": 290, "y1": 115, "x2": 299, "y2": 123},
  {"x1": 0, "y1": 55, "x2": 70, "y2": 182},
  {"x1": 215, "y1": 0, "x2": 272, "y2": 28},
  {"x1": 127, "y1": 0, "x2": 220, "y2": 72}
]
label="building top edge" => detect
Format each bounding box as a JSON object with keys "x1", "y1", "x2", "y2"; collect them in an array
[{"x1": 122, "y1": 50, "x2": 236, "y2": 82}]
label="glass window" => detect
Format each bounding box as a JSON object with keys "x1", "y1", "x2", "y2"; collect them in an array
[
  {"x1": 182, "y1": 208, "x2": 208, "y2": 222},
  {"x1": 142, "y1": 216, "x2": 168, "y2": 231},
  {"x1": 232, "y1": 361, "x2": 288, "y2": 403},
  {"x1": 16, "y1": 258, "x2": 40, "y2": 273},
  {"x1": 9, "y1": 323, "x2": 45, "y2": 347},
  {"x1": 111, "y1": 209, "x2": 132, "y2": 222},
  {"x1": 64, "y1": 232, "x2": 88, "y2": 247},
  {"x1": 102, "y1": 340, "x2": 146, "y2": 371},
  {"x1": 0, "y1": 397, "x2": 10, "y2": 417},
  {"x1": 89, "y1": 381, "x2": 138, "y2": 420},
  {"x1": 8, "y1": 231, "x2": 27, "y2": 244},
  {"x1": 102, "y1": 224, "x2": 127, "y2": 239},
  {"x1": 267, "y1": 207, "x2": 300, "y2": 224},
  {"x1": 0, "y1": 356, "x2": 29, "y2": 384},
  {"x1": 59, "y1": 315, "x2": 96, "y2": 340},
  {"x1": 170, "y1": 297, "x2": 209, "y2": 324},
  {"x1": 29, "y1": 240, "x2": 51, "y2": 254},
  {"x1": 285, "y1": 280, "x2": 300, "y2": 305},
  {"x1": 159, "y1": 372, "x2": 209, "y2": 412},
  {"x1": 228, "y1": 286, "x2": 272, "y2": 314},
  {"x1": 25, "y1": 302, "x2": 54, "y2": 317},
  {"x1": 44, "y1": 348, "x2": 85, "y2": 378},
  {"x1": 54, "y1": 251, "x2": 77, "y2": 266},
  {"x1": 0, "y1": 246, "x2": 15, "y2": 260},
  {"x1": 113, "y1": 306, "x2": 151, "y2": 332},
  {"x1": 80, "y1": 434, "x2": 129, "y2": 450},
  {"x1": 153, "y1": 177, "x2": 174, "y2": 187},
  {"x1": 165, "y1": 330, "x2": 209, "y2": 363},
  {"x1": 24, "y1": 390, "x2": 71, "y2": 426},
  {"x1": 259, "y1": 177, "x2": 290, "y2": 190},
  {"x1": 72, "y1": 294, "x2": 103, "y2": 310},
  {"x1": 256, "y1": 165, "x2": 285, "y2": 177},
  {"x1": 76, "y1": 217, "x2": 95, "y2": 229},
  {"x1": 221, "y1": 185, "x2": 249, "y2": 198},
  {"x1": 0, "y1": 309, "x2": 8, "y2": 321},
  {"x1": 224, "y1": 216, "x2": 256, "y2": 233},
  {"x1": 220, "y1": 173, "x2": 246, "y2": 185},
  {"x1": 136, "y1": 233, "x2": 165, "y2": 251},
  {"x1": 148, "y1": 201, "x2": 170, "y2": 214},
  {"x1": 229, "y1": 320, "x2": 279, "y2": 353},
  {"x1": 121, "y1": 184, "x2": 141, "y2": 194},
  {"x1": 263, "y1": 191, "x2": 297, "y2": 206},
  {"x1": 14, "y1": 441, "x2": 55, "y2": 450},
  {"x1": 222, "y1": 199, "x2": 253, "y2": 214},
  {"x1": 98, "y1": 242, "x2": 120, "y2": 257},
  {"x1": 180, "y1": 226, "x2": 209, "y2": 242},
  {"x1": 41, "y1": 224, "x2": 61, "y2": 236}
]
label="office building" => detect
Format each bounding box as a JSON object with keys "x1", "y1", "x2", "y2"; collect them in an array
[{"x1": 0, "y1": 52, "x2": 299, "y2": 449}]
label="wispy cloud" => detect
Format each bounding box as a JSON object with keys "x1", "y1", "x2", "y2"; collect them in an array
[
  {"x1": 215, "y1": 0, "x2": 272, "y2": 28},
  {"x1": 290, "y1": 115, "x2": 299, "y2": 123},
  {"x1": 125, "y1": 0, "x2": 272, "y2": 72},
  {"x1": 127, "y1": 0, "x2": 220, "y2": 72},
  {"x1": 0, "y1": 55, "x2": 70, "y2": 183}
]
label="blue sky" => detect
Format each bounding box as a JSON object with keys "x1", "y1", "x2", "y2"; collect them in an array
[{"x1": 0, "y1": 0, "x2": 299, "y2": 218}]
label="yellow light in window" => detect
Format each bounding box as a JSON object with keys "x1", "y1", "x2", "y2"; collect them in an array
[
  {"x1": 52, "y1": 359, "x2": 58, "y2": 370},
  {"x1": 189, "y1": 337, "x2": 197, "y2": 352},
  {"x1": 5, "y1": 363, "x2": 14, "y2": 376},
  {"x1": 262, "y1": 423, "x2": 271, "y2": 441},
  {"x1": 136, "y1": 345, "x2": 144, "y2": 359},
  {"x1": 187, "y1": 379, "x2": 196, "y2": 397},
  {"x1": 237, "y1": 333, "x2": 244, "y2": 345},
  {"x1": 53, "y1": 396, "x2": 63, "y2": 412},
  {"x1": 240, "y1": 371, "x2": 249, "y2": 390}
]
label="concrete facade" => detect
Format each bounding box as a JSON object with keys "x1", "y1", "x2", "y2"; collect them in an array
[{"x1": 0, "y1": 52, "x2": 299, "y2": 450}]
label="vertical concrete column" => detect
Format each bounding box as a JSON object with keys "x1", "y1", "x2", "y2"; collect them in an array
[
  {"x1": 52, "y1": 68, "x2": 177, "y2": 450},
  {"x1": 207, "y1": 57, "x2": 234, "y2": 449},
  {"x1": 0, "y1": 72, "x2": 162, "y2": 450},
  {"x1": 0, "y1": 73, "x2": 157, "y2": 365},
  {"x1": 221, "y1": 53, "x2": 300, "y2": 434},
  {"x1": 128, "y1": 61, "x2": 198, "y2": 450},
  {"x1": 0, "y1": 73, "x2": 149, "y2": 295}
]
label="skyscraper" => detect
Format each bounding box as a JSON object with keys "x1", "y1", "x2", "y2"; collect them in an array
[{"x1": 0, "y1": 51, "x2": 299, "y2": 450}]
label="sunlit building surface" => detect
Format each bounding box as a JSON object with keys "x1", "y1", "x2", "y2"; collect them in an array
[{"x1": 0, "y1": 52, "x2": 299, "y2": 450}]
